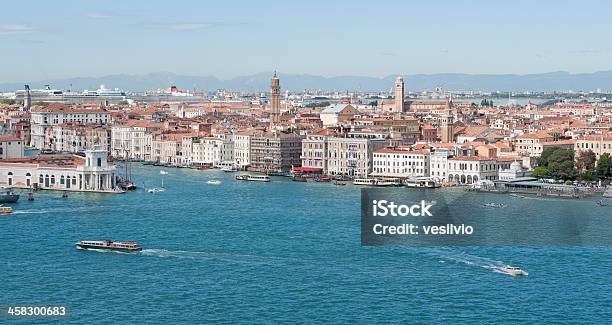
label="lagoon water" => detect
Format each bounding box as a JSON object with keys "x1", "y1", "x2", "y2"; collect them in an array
[{"x1": 1, "y1": 165, "x2": 610, "y2": 323}]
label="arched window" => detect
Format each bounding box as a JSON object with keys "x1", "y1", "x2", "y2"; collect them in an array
[
  {"x1": 51, "y1": 175, "x2": 55, "y2": 184},
  {"x1": 60, "y1": 175, "x2": 65, "y2": 185},
  {"x1": 39, "y1": 175, "x2": 43, "y2": 183}
]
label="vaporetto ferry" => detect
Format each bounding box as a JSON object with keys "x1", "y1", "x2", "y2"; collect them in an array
[{"x1": 75, "y1": 240, "x2": 142, "y2": 253}]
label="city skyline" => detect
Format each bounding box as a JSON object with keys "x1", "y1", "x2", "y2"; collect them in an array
[{"x1": 1, "y1": 0, "x2": 611, "y2": 83}]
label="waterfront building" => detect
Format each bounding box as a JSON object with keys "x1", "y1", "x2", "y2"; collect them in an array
[
  {"x1": 429, "y1": 147, "x2": 452, "y2": 182},
  {"x1": 300, "y1": 129, "x2": 340, "y2": 174},
  {"x1": 394, "y1": 76, "x2": 405, "y2": 113},
  {"x1": 250, "y1": 132, "x2": 303, "y2": 172},
  {"x1": 326, "y1": 137, "x2": 386, "y2": 177},
  {"x1": 371, "y1": 147, "x2": 430, "y2": 178},
  {"x1": 447, "y1": 156, "x2": 498, "y2": 184},
  {"x1": 575, "y1": 134, "x2": 612, "y2": 160},
  {"x1": 0, "y1": 135, "x2": 25, "y2": 159},
  {"x1": 51, "y1": 124, "x2": 110, "y2": 153},
  {"x1": 499, "y1": 160, "x2": 532, "y2": 181},
  {"x1": 30, "y1": 104, "x2": 111, "y2": 150},
  {"x1": 151, "y1": 133, "x2": 185, "y2": 164},
  {"x1": 232, "y1": 130, "x2": 254, "y2": 169},
  {"x1": 191, "y1": 137, "x2": 234, "y2": 166},
  {"x1": 111, "y1": 120, "x2": 163, "y2": 160},
  {"x1": 0, "y1": 144, "x2": 118, "y2": 193}
]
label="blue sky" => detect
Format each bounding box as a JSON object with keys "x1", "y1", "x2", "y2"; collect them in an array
[{"x1": 1, "y1": 0, "x2": 611, "y2": 82}]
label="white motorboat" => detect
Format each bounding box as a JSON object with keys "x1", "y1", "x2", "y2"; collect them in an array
[
  {"x1": 498, "y1": 265, "x2": 528, "y2": 276},
  {"x1": 235, "y1": 175, "x2": 270, "y2": 182},
  {"x1": 404, "y1": 177, "x2": 440, "y2": 188},
  {"x1": 207, "y1": 180, "x2": 222, "y2": 185},
  {"x1": 147, "y1": 187, "x2": 165, "y2": 193},
  {"x1": 160, "y1": 170, "x2": 168, "y2": 175},
  {"x1": 483, "y1": 203, "x2": 507, "y2": 208}
]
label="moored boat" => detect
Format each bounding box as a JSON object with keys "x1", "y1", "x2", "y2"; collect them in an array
[
  {"x1": 267, "y1": 171, "x2": 288, "y2": 177},
  {"x1": 236, "y1": 174, "x2": 270, "y2": 182},
  {"x1": 76, "y1": 240, "x2": 142, "y2": 253},
  {"x1": 0, "y1": 187, "x2": 20, "y2": 203},
  {"x1": 404, "y1": 177, "x2": 440, "y2": 188},
  {"x1": 353, "y1": 178, "x2": 375, "y2": 186}
]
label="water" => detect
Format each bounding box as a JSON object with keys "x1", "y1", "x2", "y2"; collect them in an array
[{"x1": 1, "y1": 165, "x2": 610, "y2": 323}]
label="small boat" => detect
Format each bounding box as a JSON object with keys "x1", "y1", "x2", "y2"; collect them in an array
[
  {"x1": 373, "y1": 179, "x2": 400, "y2": 187},
  {"x1": 404, "y1": 178, "x2": 440, "y2": 188},
  {"x1": 497, "y1": 265, "x2": 528, "y2": 276},
  {"x1": 160, "y1": 170, "x2": 168, "y2": 175},
  {"x1": 236, "y1": 175, "x2": 270, "y2": 182},
  {"x1": 142, "y1": 161, "x2": 156, "y2": 166},
  {"x1": 76, "y1": 240, "x2": 142, "y2": 253},
  {"x1": 333, "y1": 181, "x2": 346, "y2": 186},
  {"x1": 483, "y1": 203, "x2": 507, "y2": 208},
  {"x1": 0, "y1": 205, "x2": 13, "y2": 214},
  {"x1": 267, "y1": 171, "x2": 288, "y2": 177},
  {"x1": 147, "y1": 187, "x2": 165, "y2": 193},
  {"x1": 292, "y1": 176, "x2": 307, "y2": 182},
  {"x1": 353, "y1": 178, "x2": 375, "y2": 186},
  {"x1": 314, "y1": 176, "x2": 331, "y2": 182},
  {"x1": 221, "y1": 166, "x2": 237, "y2": 172},
  {"x1": 353, "y1": 178, "x2": 397, "y2": 187},
  {"x1": 196, "y1": 166, "x2": 210, "y2": 171},
  {"x1": 207, "y1": 180, "x2": 222, "y2": 185},
  {"x1": 0, "y1": 187, "x2": 20, "y2": 203}
]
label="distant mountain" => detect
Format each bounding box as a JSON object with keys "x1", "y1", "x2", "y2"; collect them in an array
[{"x1": 1, "y1": 71, "x2": 611, "y2": 92}]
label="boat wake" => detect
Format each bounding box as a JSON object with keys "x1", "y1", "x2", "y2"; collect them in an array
[
  {"x1": 419, "y1": 248, "x2": 511, "y2": 275},
  {"x1": 139, "y1": 249, "x2": 289, "y2": 265}
]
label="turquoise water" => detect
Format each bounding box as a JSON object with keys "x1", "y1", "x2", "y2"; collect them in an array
[{"x1": 1, "y1": 165, "x2": 610, "y2": 323}]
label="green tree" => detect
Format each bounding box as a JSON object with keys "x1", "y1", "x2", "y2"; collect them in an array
[
  {"x1": 539, "y1": 147, "x2": 561, "y2": 167},
  {"x1": 596, "y1": 153, "x2": 612, "y2": 178},
  {"x1": 576, "y1": 150, "x2": 596, "y2": 174},
  {"x1": 532, "y1": 166, "x2": 550, "y2": 177},
  {"x1": 547, "y1": 149, "x2": 575, "y2": 180},
  {"x1": 0, "y1": 99, "x2": 16, "y2": 105}
]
